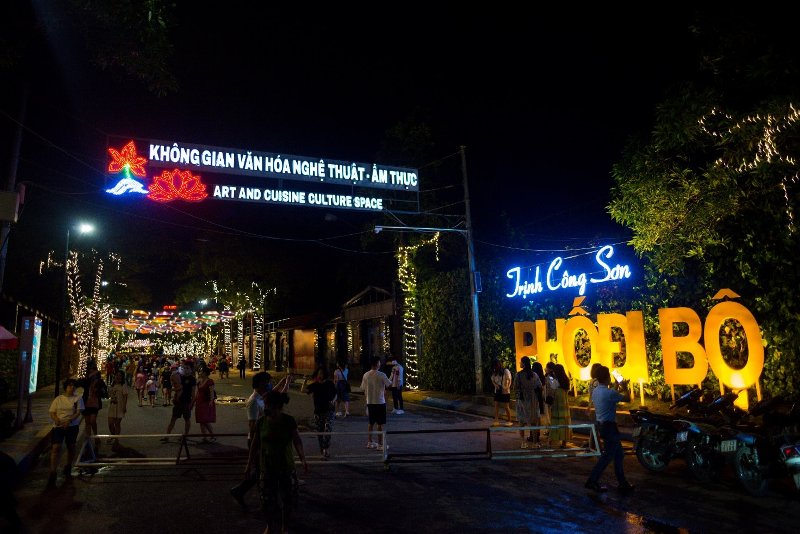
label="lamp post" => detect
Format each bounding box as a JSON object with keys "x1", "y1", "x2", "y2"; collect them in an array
[{"x1": 54, "y1": 222, "x2": 94, "y2": 397}]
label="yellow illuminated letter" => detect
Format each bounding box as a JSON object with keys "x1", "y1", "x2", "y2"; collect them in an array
[
  {"x1": 704, "y1": 300, "x2": 764, "y2": 391},
  {"x1": 562, "y1": 316, "x2": 598, "y2": 380},
  {"x1": 658, "y1": 307, "x2": 708, "y2": 385},
  {"x1": 597, "y1": 312, "x2": 649, "y2": 383}
]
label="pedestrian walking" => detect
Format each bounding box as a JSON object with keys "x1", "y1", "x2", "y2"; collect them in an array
[
  {"x1": 218, "y1": 357, "x2": 229, "y2": 379},
  {"x1": 107, "y1": 370, "x2": 129, "y2": 452},
  {"x1": 513, "y1": 356, "x2": 543, "y2": 448},
  {"x1": 237, "y1": 357, "x2": 246, "y2": 379},
  {"x1": 48, "y1": 378, "x2": 84, "y2": 486},
  {"x1": 160, "y1": 363, "x2": 173, "y2": 406},
  {"x1": 388, "y1": 355, "x2": 405, "y2": 414},
  {"x1": 146, "y1": 374, "x2": 158, "y2": 407},
  {"x1": 491, "y1": 359, "x2": 514, "y2": 426},
  {"x1": 79, "y1": 360, "x2": 107, "y2": 454},
  {"x1": 195, "y1": 366, "x2": 217, "y2": 443},
  {"x1": 246, "y1": 390, "x2": 308, "y2": 534},
  {"x1": 134, "y1": 368, "x2": 147, "y2": 407},
  {"x1": 587, "y1": 362, "x2": 603, "y2": 451},
  {"x1": 360, "y1": 355, "x2": 392, "y2": 451},
  {"x1": 303, "y1": 366, "x2": 337, "y2": 459},
  {"x1": 230, "y1": 371, "x2": 272, "y2": 508},
  {"x1": 333, "y1": 361, "x2": 351, "y2": 417},
  {"x1": 124, "y1": 357, "x2": 137, "y2": 387},
  {"x1": 585, "y1": 365, "x2": 634, "y2": 494},
  {"x1": 162, "y1": 362, "x2": 197, "y2": 440}
]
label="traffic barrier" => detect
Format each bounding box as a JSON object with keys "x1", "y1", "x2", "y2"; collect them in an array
[{"x1": 73, "y1": 423, "x2": 599, "y2": 469}]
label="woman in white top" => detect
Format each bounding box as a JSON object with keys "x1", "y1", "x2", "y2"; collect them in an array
[
  {"x1": 48, "y1": 378, "x2": 84, "y2": 485},
  {"x1": 106, "y1": 370, "x2": 129, "y2": 452},
  {"x1": 491, "y1": 359, "x2": 514, "y2": 426}
]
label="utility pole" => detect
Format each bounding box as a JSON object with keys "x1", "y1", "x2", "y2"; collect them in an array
[{"x1": 460, "y1": 146, "x2": 483, "y2": 395}]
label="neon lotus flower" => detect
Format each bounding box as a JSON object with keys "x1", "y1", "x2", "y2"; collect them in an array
[
  {"x1": 108, "y1": 141, "x2": 147, "y2": 177},
  {"x1": 148, "y1": 169, "x2": 208, "y2": 202}
]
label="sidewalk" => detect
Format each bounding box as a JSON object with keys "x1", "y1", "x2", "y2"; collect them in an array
[{"x1": 0, "y1": 369, "x2": 636, "y2": 481}]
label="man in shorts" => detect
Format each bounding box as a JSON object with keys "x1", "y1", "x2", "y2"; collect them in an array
[
  {"x1": 162, "y1": 362, "x2": 196, "y2": 441},
  {"x1": 48, "y1": 378, "x2": 84, "y2": 486},
  {"x1": 360, "y1": 355, "x2": 391, "y2": 451}
]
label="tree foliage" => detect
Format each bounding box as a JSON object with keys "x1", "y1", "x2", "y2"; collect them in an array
[
  {"x1": 608, "y1": 15, "x2": 800, "y2": 400},
  {"x1": 418, "y1": 269, "x2": 473, "y2": 393}
]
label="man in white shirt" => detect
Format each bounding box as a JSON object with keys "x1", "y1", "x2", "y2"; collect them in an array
[
  {"x1": 360, "y1": 356, "x2": 392, "y2": 451},
  {"x1": 48, "y1": 378, "x2": 85, "y2": 487}
]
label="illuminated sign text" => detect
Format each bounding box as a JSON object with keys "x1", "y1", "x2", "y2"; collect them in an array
[
  {"x1": 514, "y1": 289, "x2": 762, "y2": 408},
  {"x1": 506, "y1": 245, "x2": 631, "y2": 299}
]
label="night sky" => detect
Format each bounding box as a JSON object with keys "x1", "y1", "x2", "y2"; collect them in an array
[{"x1": 1, "y1": 4, "x2": 725, "y2": 313}]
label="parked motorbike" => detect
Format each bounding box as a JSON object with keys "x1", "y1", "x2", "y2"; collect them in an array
[
  {"x1": 778, "y1": 437, "x2": 800, "y2": 491},
  {"x1": 630, "y1": 387, "x2": 709, "y2": 472},
  {"x1": 683, "y1": 392, "x2": 800, "y2": 497},
  {"x1": 732, "y1": 397, "x2": 800, "y2": 497}
]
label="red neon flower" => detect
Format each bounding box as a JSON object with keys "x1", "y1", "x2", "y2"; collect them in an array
[
  {"x1": 148, "y1": 169, "x2": 208, "y2": 202},
  {"x1": 108, "y1": 141, "x2": 148, "y2": 177}
]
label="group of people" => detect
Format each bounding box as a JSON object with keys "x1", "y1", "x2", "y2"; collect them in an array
[
  {"x1": 494, "y1": 357, "x2": 634, "y2": 494},
  {"x1": 231, "y1": 354, "x2": 404, "y2": 534},
  {"x1": 491, "y1": 358, "x2": 572, "y2": 449},
  {"x1": 47, "y1": 356, "x2": 222, "y2": 486}
]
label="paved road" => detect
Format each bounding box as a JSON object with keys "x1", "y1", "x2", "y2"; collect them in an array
[{"x1": 4, "y1": 375, "x2": 800, "y2": 533}]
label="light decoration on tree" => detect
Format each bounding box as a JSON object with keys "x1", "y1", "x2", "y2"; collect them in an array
[
  {"x1": 237, "y1": 315, "x2": 245, "y2": 366},
  {"x1": 122, "y1": 339, "x2": 154, "y2": 348},
  {"x1": 161, "y1": 338, "x2": 206, "y2": 359},
  {"x1": 381, "y1": 318, "x2": 391, "y2": 354},
  {"x1": 699, "y1": 104, "x2": 800, "y2": 233},
  {"x1": 396, "y1": 232, "x2": 440, "y2": 389},
  {"x1": 223, "y1": 305, "x2": 232, "y2": 360},
  {"x1": 96, "y1": 305, "x2": 112, "y2": 362},
  {"x1": 208, "y1": 281, "x2": 274, "y2": 370},
  {"x1": 347, "y1": 323, "x2": 354, "y2": 356},
  {"x1": 254, "y1": 312, "x2": 263, "y2": 370}
]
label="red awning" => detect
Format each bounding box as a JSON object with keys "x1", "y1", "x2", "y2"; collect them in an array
[{"x1": 0, "y1": 325, "x2": 18, "y2": 350}]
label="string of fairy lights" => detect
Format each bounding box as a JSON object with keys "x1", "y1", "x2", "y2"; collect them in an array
[
  {"x1": 396, "y1": 232, "x2": 440, "y2": 389},
  {"x1": 699, "y1": 104, "x2": 800, "y2": 234}
]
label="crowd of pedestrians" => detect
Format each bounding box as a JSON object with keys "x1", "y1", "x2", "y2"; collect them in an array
[{"x1": 46, "y1": 350, "x2": 631, "y2": 532}]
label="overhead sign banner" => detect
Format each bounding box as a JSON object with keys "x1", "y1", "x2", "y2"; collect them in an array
[
  {"x1": 144, "y1": 140, "x2": 419, "y2": 191},
  {"x1": 105, "y1": 139, "x2": 420, "y2": 213}
]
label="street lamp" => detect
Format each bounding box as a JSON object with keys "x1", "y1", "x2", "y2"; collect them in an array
[
  {"x1": 54, "y1": 221, "x2": 94, "y2": 397},
  {"x1": 375, "y1": 224, "x2": 484, "y2": 394}
]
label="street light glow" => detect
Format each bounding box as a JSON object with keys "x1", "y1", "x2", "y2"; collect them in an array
[{"x1": 77, "y1": 223, "x2": 95, "y2": 234}]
